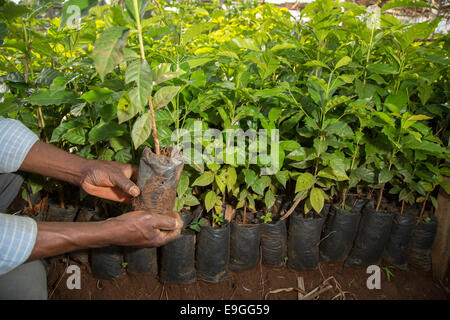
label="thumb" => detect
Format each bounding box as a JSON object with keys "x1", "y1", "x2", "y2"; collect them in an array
[{"x1": 110, "y1": 171, "x2": 140, "y2": 197}]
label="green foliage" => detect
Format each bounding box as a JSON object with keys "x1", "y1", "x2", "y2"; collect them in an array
[{"x1": 0, "y1": 0, "x2": 447, "y2": 219}]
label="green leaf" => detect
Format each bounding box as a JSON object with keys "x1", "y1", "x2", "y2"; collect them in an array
[
  {"x1": 335, "y1": 56, "x2": 351, "y2": 69},
  {"x1": 177, "y1": 173, "x2": 189, "y2": 196},
  {"x1": 28, "y1": 89, "x2": 78, "y2": 106},
  {"x1": 265, "y1": 189, "x2": 275, "y2": 209},
  {"x1": 205, "y1": 190, "x2": 217, "y2": 212},
  {"x1": 81, "y1": 87, "x2": 114, "y2": 103},
  {"x1": 88, "y1": 122, "x2": 126, "y2": 144},
  {"x1": 152, "y1": 86, "x2": 181, "y2": 110},
  {"x1": 226, "y1": 167, "x2": 237, "y2": 192},
  {"x1": 232, "y1": 37, "x2": 259, "y2": 51},
  {"x1": 93, "y1": 26, "x2": 129, "y2": 81},
  {"x1": 192, "y1": 172, "x2": 214, "y2": 187},
  {"x1": 309, "y1": 188, "x2": 324, "y2": 214},
  {"x1": 379, "y1": 168, "x2": 394, "y2": 184},
  {"x1": 305, "y1": 60, "x2": 330, "y2": 69},
  {"x1": 63, "y1": 127, "x2": 87, "y2": 145},
  {"x1": 243, "y1": 169, "x2": 258, "y2": 186},
  {"x1": 275, "y1": 170, "x2": 289, "y2": 188},
  {"x1": 115, "y1": 148, "x2": 132, "y2": 163},
  {"x1": 117, "y1": 92, "x2": 139, "y2": 124},
  {"x1": 295, "y1": 172, "x2": 315, "y2": 193},
  {"x1": 131, "y1": 112, "x2": 152, "y2": 149},
  {"x1": 381, "y1": 0, "x2": 429, "y2": 12},
  {"x1": 151, "y1": 63, "x2": 185, "y2": 85},
  {"x1": 183, "y1": 22, "x2": 215, "y2": 45},
  {"x1": 367, "y1": 63, "x2": 397, "y2": 75},
  {"x1": 125, "y1": 59, "x2": 153, "y2": 110}
]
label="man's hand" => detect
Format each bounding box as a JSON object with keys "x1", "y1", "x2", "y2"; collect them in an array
[
  {"x1": 107, "y1": 211, "x2": 182, "y2": 247},
  {"x1": 21, "y1": 141, "x2": 140, "y2": 203},
  {"x1": 27, "y1": 211, "x2": 183, "y2": 261},
  {"x1": 80, "y1": 160, "x2": 140, "y2": 203}
]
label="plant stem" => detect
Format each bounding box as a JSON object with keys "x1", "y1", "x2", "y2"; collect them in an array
[
  {"x1": 132, "y1": 0, "x2": 146, "y2": 60},
  {"x1": 280, "y1": 189, "x2": 308, "y2": 221},
  {"x1": 400, "y1": 199, "x2": 405, "y2": 215},
  {"x1": 243, "y1": 202, "x2": 247, "y2": 225},
  {"x1": 419, "y1": 192, "x2": 430, "y2": 219},
  {"x1": 149, "y1": 96, "x2": 160, "y2": 155}
]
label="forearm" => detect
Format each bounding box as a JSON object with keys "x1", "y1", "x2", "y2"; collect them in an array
[
  {"x1": 19, "y1": 141, "x2": 88, "y2": 186},
  {"x1": 27, "y1": 220, "x2": 116, "y2": 261}
]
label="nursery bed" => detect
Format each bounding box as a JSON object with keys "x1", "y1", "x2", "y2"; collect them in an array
[{"x1": 47, "y1": 257, "x2": 449, "y2": 300}]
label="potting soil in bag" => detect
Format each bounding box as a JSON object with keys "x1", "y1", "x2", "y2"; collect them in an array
[
  {"x1": 196, "y1": 220, "x2": 230, "y2": 283},
  {"x1": 91, "y1": 245, "x2": 124, "y2": 279},
  {"x1": 287, "y1": 205, "x2": 329, "y2": 271},
  {"x1": 345, "y1": 201, "x2": 393, "y2": 267},
  {"x1": 261, "y1": 219, "x2": 287, "y2": 266},
  {"x1": 127, "y1": 146, "x2": 184, "y2": 274},
  {"x1": 320, "y1": 200, "x2": 366, "y2": 263},
  {"x1": 69, "y1": 206, "x2": 99, "y2": 265},
  {"x1": 384, "y1": 210, "x2": 416, "y2": 270},
  {"x1": 90, "y1": 214, "x2": 124, "y2": 279},
  {"x1": 132, "y1": 146, "x2": 184, "y2": 218},
  {"x1": 160, "y1": 230, "x2": 196, "y2": 283},
  {"x1": 409, "y1": 216, "x2": 437, "y2": 271},
  {"x1": 229, "y1": 221, "x2": 260, "y2": 271}
]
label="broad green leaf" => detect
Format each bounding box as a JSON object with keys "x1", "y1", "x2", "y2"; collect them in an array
[
  {"x1": 305, "y1": 60, "x2": 329, "y2": 69},
  {"x1": 177, "y1": 173, "x2": 189, "y2": 196},
  {"x1": 81, "y1": 87, "x2": 114, "y2": 103},
  {"x1": 93, "y1": 26, "x2": 129, "y2": 81},
  {"x1": 367, "y1": 63, "x2": 397, "y2": 75},
  {"x1": 151, "y1": 63, "x2": 185, "y2": 85},
  {"x1": 152, "y1": 86, "x2": 181, "y2": 110},
  {"x1": 28, "y1": 89, "x2": 78, "y2": 106},
  {"x1": 63, "y1": 127, "x2": 87, "y2": 145},
  {"x1": 232, "y1": 37, "x2": 259, "y2": 51},
  {"x1": 131, "y1": 112, "x2": 152, "y2": 149},
  {"x1": 192, "y1": 172, "x2": 214, "y2": 187},
  {"x1": 379, "y1": 168, "x2": 394, "y2": 184},
  {"x1": 117, "y1": 92, "x2": 139, "y2": 123},
  {"x1": 275, "y1": 170, "x2": 289, "y2": 188},
  {"x1": 265, "y1": 189, "x2": 275, "y2": 209},
  {"x1": 205, "y1": 190, "x2": 217, "y2": 212},
  {"x1": 381, "y1": 0, "x2": 429, "y2": 12},
  {"x1": 295, "y1": 172, "x2": 315, "y2": 193},
  {"x1": 226, "y1": 167, "x2": 237, "y2": 191},
  {"x1": 115, "y1": 148, "x2": 132, "y2": 164},
  {"x1": 183, "y1": 22, "x2": 215, "y2": 45},
  {"x1": 88, "y1": 121, "x2": 126, "y2": 144},
  {"x1": 125, "y1": 59, "x2": 153, "y2": 110},
  {"x1": 335, "y1": 56, "x2": 351, "y2": 69},
  {"x1": 309, "y1": 188, "x2": 324, "y2": 214}
]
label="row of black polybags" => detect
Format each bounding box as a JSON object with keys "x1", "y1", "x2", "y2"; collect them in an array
[{"x1": 89, "y1": 199, "x2": 438, "y2": 283}]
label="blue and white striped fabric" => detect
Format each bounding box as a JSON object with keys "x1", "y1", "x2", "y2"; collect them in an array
[
  {"x1": 0, "y1": 214, "x2": 37, "y2": 275},
  {"x1": 0, "y1": 116, "x2": 39, "y2": 275},
  {"x1": 0, "y1": 116, "x2": 39, "y2": 173}
]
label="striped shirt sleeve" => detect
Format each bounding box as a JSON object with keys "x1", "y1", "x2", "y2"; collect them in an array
[
  {"x1": 0, "y1": 116, "x2": 39, "y2": 173},
  {"x1": 0, "y1": 213, "x2": 38, "y2": 275},
  {"x1": 0, "y1": 117, "x2": 39, "y2": 274}
]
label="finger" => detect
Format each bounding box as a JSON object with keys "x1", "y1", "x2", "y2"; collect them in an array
[
  {"x1": 81, "y1": 183, "x2": 131, "y2": 202},
  {"x1": 151, "y1": 213, "x2": 181, "y2": 231},
  {"x1": 110, "y1": 171, "x2": 140, "y2": 198},
  {"x1": 156, "y1": 228, "x2": 181, "y2": 245}
]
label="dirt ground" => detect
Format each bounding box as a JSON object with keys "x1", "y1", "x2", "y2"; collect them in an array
[{"x1": 47, "y1": 256, "x2": 450, "y2": 300}]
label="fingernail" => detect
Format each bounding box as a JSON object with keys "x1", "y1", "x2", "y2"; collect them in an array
[{"x1": 130, "y1": 186, "x2": 140, "y2": 197}]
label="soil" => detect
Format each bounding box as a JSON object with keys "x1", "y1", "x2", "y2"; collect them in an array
[{"x1": 47, "y1": 256, "x2": 450, "y2": 300}]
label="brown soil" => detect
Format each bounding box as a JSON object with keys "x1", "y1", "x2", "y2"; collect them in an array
[{"x1": 47, "y1": 256, "x2": 449, "y2": 300}]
